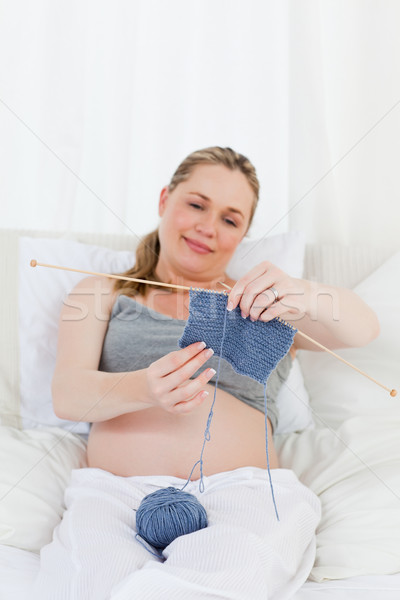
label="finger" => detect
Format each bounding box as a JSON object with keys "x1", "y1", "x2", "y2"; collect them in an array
[
  {"x1": 172, "y1": 390, "x2": 210, "y2": 414},
  {"x1": 227, "y1": 262, "x2": 272, "y2": 311},
  {"x1": 164, "y1": 347, "x2": 215, "y2": 389},
  {"x1": 258, "y1": 300, "x2": 288, "y2": 322},
  {"x1": 248, "y1": 288, "x2": 280, "y2": 321},
  {"x1": 154, "y1": 341, "x2": 207, "y2": 377},
  {"x1": 169, "y1": 367, "x2": 216, "y2": 405},
  {"x1": 229, "y1": 267, "x2": 282, "y2": 317},
  {"x1": 238, "y1": 274, "x2": 278, "y2": 317}
]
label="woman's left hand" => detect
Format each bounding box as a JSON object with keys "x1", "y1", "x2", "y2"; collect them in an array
[{"x1": 226, "y1": 261, "x2": 310, "y2": 323}]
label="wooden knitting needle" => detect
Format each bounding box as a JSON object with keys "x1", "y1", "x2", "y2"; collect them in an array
[
  {"x1": 218, "y1": 281, "x2": 397, "y2": 398},
  {"x1": 30, "y1": 260, "x2": 196, "y2": 292},
  {"x1": 29, "y1": 260, "x2": 397, "y2": 397}
]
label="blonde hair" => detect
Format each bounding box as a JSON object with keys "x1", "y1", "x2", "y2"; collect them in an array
[{"x1": 113, "y1": 146, "x2": 259, "y2": 297}]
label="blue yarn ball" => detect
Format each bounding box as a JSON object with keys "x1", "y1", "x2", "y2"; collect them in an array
[{"x1": 136, "y1": 487, "x2": 208, "y2": 551}]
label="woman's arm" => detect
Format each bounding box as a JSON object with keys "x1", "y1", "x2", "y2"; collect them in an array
[
  {"x1": 52, "y1": 276, "x2": 215, "y2": 423},
  {"x1": 52, "y1": 367, "x2": 152, "y2": 422},
  {"x1": 227, "y1": 262, "x2": 380, "y2": 351},
  {"x1": 52, "y1": 276, "x2": 152, "y2": 422},
  {"x1": 287, "y1": 279, "x2": 380, "y2": 350}
]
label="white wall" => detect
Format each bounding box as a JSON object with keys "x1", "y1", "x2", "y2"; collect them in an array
[
  {"x1": 0, "y1": 0, "x2": 289, "y2": 241},
  {"x1": 1, "y1": 0, "x2": 399, "y2": 248},
  {"x1": 288, "y1": 0, "x2": 400, "y2": 248}
]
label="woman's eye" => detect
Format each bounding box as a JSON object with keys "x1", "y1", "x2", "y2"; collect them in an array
[{"x1": 188, "y1": 201, "x2": 237, "y2": 227}]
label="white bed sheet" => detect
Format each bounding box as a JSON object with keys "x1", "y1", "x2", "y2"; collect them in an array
[
  {"x1": 1, "y1": 544, "x2": 400, "y2": 600},
  {"x1": 293, "y1": 575, "x2": 400, "y2": 600},
  {"x1": 0, "y1": 545, "x2": 39, "y2": 600}
]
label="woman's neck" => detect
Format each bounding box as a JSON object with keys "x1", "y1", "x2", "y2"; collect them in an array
[{"x1": 154, "y1": 263, "x2": 229, "y2": 292}]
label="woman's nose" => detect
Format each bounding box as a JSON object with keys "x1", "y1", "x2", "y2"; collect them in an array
[{"x1": 195, "y1": 214, "x2": 217, "y2": 237}]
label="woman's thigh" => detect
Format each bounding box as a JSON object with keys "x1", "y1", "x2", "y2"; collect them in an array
[
  {"x1": 33, "y1": 468, "x2": 160, "y2": 600},
  {"x1": 111, "y1": 467, "x2": 321, "y2": 600},
  {"x1": 33, "y1": 466, "x2": 320, "y2": 600}
]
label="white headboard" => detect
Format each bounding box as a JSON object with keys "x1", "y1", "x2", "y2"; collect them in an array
[{"x1": 303, "y1": 243, "x2": 397, "y2": 289}]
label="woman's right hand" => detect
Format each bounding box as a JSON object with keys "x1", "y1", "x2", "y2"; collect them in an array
[{"x1": 145, "y1": 342, "x2": 216, "y2": 414}]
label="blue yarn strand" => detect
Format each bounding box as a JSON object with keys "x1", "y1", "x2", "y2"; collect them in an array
[
  {"x1": 182, "y1": 296, "x2": 280, "y2": 521},
  {"x1": 264, "y1": 381, "x2": 280, "y2": 521},
  {"x1": 135, "y1": 533, "x2": 163, "y2": 559},
  {"x1": 182, "y1": 300, "x2": 229, "y2": 494},
  {"x1": 134, "y1": 291, "x2": 282, "y2": 558}
]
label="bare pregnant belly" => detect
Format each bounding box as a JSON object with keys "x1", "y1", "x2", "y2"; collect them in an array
[{"x1": 87, "y1": 385, "x2": 279, "y2": 478}]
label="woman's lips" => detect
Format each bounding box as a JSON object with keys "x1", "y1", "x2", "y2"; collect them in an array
[{"x1": 183, "y1": 237, "x2": 213, "y2": 254}]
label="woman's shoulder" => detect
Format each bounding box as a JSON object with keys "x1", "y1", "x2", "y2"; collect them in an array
[
  {"x1": 67, "y1": 275, "x2": 120, "y2": 317},
  {"x1": 70, "y1": 274, "x2": 117, "y2": 292}
]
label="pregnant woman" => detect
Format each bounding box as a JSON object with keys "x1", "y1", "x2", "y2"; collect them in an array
[{"x1": 33, "y1": 146, "x2": 379, "y2": 600}]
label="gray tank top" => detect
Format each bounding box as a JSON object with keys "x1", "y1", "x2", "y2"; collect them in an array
[{"x1": 98, "y1": 294, "x2": 293, "y2": 432}]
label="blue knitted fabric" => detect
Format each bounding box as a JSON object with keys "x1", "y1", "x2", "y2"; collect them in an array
[{"x1": 178, "y1": 289, "x2": 297, "y2": 384}]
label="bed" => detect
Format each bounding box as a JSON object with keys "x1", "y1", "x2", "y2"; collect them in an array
[{"x1": 1, "y1": 228, "x2": 399, "y2": 599}]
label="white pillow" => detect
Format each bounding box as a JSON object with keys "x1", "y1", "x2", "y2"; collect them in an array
[
  {"x1": 274, "y1": 358, "x2": 314, "y2": 435},
  {"x1": 18, "y1": 231, "x2": 311, "y2": 435},
  {"x1": 19, "y1": 237, "x2": 136, "y2": 434},
  {"x1": 0, "y1": 425, "x2": 87, "y2": 553},
  {"x1": 226, "y1": 230, "x2": 306, "y2": 280},
  {"x1": 298, "y1": 250, "x2": 400, "y2": 430},
  {"x1": 276, "y1": 251, "x2": 400, "y2": 581}
]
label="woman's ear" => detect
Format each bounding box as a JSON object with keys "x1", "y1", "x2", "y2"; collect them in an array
[{"x1": 158, "y1": 186, "x2": 169, "y2": 217}]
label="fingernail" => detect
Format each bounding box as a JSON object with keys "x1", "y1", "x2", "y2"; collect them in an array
[
  {"x1": 204, "y1": 348, "x2": 214, "y2": 359},
  {"x1": 200, "y1": 391, "x2": 209, "y2": 399},
  {"x1": 227, "y1": 301, "x2": 233, "y2": 311},
  {"x1": 198, "y1": 341, "x2": 206, "y2": 349},
  {"x1": 208, "y1": 368, "x2": 216, "y2": 377},
  {"x1": 241, "y1": 311, "x2": 247, "y2": 319}
]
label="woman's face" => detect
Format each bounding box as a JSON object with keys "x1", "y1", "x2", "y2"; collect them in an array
[{"x1": 157, "y1": 163, "x2": 255, "y2": 282}]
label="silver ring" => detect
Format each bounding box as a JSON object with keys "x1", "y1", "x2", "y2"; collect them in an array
[{"x1": 269, "y1": 287, "x2": 279, "y2": 302}]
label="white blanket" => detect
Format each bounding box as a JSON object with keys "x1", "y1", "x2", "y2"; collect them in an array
[
  {"x1": 2, "y1": 545, "x2": 400, "y2": 600},
  {"x1": 32, "y1": 467, "x2": 320, "y2": 600}
]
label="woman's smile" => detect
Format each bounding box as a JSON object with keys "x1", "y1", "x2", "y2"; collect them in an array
[{"x1": 183, "y1": 236, "x2": 214, "y2": 254}]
